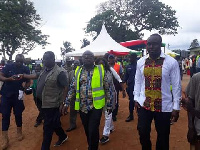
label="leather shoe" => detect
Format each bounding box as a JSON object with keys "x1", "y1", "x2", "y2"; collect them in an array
[
  {"x1": 66, "y1": 126, "x2": 76, "y2": 132},
  {"x1": 125, "y1": 116, "x2": 134, "y2": 122}
]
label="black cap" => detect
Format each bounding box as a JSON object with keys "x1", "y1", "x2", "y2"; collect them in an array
[{"x1": 108, "y1": 54, "x2": 115, "y2": 59}]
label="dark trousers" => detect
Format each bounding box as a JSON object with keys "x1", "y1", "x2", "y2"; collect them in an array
[
  {"x1": 34, "y1": 98, "x2": 44, "y2": 123},
  {"x1": 80, "y1": 108, "x2": 102, "y2": 150},
  {"x1": 137, "y1": 107, "x2": 171, "y2": 150},
  {"x1": 41, "y1": 108, "x2": 67, "y2": 150},
  {"x1": 1, "y1": 94, "x2": 25, "y2": 131},
  {"x1": 69, "y1": 98, "x2": 77, "y2": 128},
  {"x1": 127, "y1": 87, "x2": 135, "y2": 117},
  {"x1": 112, "y1": 89, "x2": 119, "y2": 118}
]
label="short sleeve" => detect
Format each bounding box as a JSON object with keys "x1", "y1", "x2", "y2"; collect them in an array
[
  {"x1": 185, "y1": 76, "x2": 196, "y2": 99},
  {"x1": 57, "y1": 71, "x2": 68, "y2": 87}
]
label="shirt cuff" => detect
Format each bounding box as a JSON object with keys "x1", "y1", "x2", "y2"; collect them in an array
[{"x1": 173, "y1": 99, "x2": 181, "y2": 110}]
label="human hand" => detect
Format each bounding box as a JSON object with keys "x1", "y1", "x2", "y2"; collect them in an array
[
  {"x1": 18, "y1": 74, "x2": 24, "y2": 80},
  {"x1": 59, "y1": 103, "x2": 68, "y2": 116},
  {"x1": 12, "y1": 74, "x2": 22, "y2": 80},
  {"x1": 134, "y1": 102, "x2": 141, "y2": 113},
  {"x1": 171, "y1": 110, "x2": 179, "y2": 123},
  {"x1": 181, "y1": 97, "x2": 194, "y2": 112}
]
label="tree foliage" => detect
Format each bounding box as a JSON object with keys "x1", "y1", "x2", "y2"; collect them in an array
[
  {"x1": 85, "y1": 10, "x2": 140, "y2": 42},
  {"x1": 86, "y1": 0, "x2": 179, "y2": 42},
  {"x1": 0, "y1": 0, "x2": 49, "y2": 60},
  {"x1": 60, "y1": 41, "x2": 75, "y2": 58},
  {"x1": 189, "y1": 39, "x2": 199, "y2": 49},
  {"x1": 81, "y1": 38, "x2": 90, "y2": 48}
]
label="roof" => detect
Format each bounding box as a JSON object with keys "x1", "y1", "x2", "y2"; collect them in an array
[
  {"x1": 188, "y1": 46, "x2": 200, "y2": 50},
  {"x1": 66, "y1": 25, "x2": 137, "y2": 57}
]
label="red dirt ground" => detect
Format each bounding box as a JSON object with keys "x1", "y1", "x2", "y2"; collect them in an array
[{"x1": 0, "y1": 74, "x2": 190, "y2": 150}]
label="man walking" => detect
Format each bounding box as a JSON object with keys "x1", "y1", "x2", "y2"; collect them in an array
[
  {"x1": 22, "y1": 51, "x2": 68, "y2": 150},
  {"x1": 182, "y1": 73, "x2": 200, "y2": 150},
  {"x1": 0, "y1": 54, "x2": 30, "y2": 150},
  {"x1": 134, "y1": 34, "x2": 181, "y2": 150},
  {"x1": 63, "y1": 50, "x2": 112, "y2": 150},
  {"x1": 123, "y1": 53, "x2": 137, "y2": 122},
  {"x1": 108, "y1": 54, "x2": 125, "y2": 121}
]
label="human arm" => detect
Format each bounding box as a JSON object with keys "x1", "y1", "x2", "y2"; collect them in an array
[
  {"x1": 104, "y1": 72, "x2": 112, "y2": 113},
  {"x1": 182, "y1": 76, "x2": 200, "y2": 119},
  {"x1": 21, "y1": 73, "x2": 38, "y2": 79},
  {"x1": 170, "y1": 60, "x2": 181, "y2": 122},
  {"x1": 133, "y1": 61, "x2": 143, "y2": 107},
  {"x1": 110, "y1": 67, "x2": 126, "y2": 97},
  {"x1": 0, "y1": 72, "x2": 16, "y2": 81},
  {"x1": 61, "y1": 77, "x2": 76, "y2": 115}
]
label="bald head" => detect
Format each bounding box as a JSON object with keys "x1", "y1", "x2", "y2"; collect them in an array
[
  {"x1": 82, "y1": 50, "x2": 94, "y2": 57},
  {"x1": 15, "y1": 54, "x2": 25, "y2": 67}
]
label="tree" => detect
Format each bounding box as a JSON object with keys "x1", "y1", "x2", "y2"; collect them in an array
[
  {"x1": 189, "y1": 39, "x2": 199, "y2": 49},
  {"x1": 0, "y1": 0, "x2": 49, "y2": 60},
  {"x1": 60, "y1": 41, "x2": 75, "y2": 59},
  {"x1": 81, "y1": 38, "x2": 90, "y2": 48},
  {"x1": 85, "y1": 10, "x2": 140, "y2": 42},
  {"x1": 86, "y1": 0, "x2": 179, "y2": 41}
]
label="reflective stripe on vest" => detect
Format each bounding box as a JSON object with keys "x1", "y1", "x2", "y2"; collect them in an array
[{"x1": 74, "y1": 65, "x2": 105, "y2": 110}]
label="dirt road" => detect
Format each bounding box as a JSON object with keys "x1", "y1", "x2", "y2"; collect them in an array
[{"x1": 0, "y1": 74, "x2": 190, "y2": 150}]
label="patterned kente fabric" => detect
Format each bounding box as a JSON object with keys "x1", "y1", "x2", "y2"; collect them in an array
[{"x1": 143, "y1": 57, "x2": 165, "y2": 112}]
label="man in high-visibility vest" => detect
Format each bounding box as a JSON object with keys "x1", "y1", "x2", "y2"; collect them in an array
[{"x1": 62, "y1": 50, "x2": 113, "y2": 150}]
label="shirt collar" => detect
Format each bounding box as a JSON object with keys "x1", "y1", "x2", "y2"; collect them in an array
[{"x1": 145, "y1": 51, "x2": 166, "y2": 59}]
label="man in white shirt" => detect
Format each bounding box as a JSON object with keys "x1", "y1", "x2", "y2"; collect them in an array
[{"x1": 134, "y1": 34, "x2": 181, "y2": 150}]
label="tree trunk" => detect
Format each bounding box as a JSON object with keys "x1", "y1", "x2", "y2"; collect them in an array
[{"x1": 9, "y1": 55, "x2": 12, "y2": 61}]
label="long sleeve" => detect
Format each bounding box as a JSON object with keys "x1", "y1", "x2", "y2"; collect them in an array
[
  {"x1": 170, "y1": 61, "x2": 182, "y2": 110},
  {"x1": 134, "y1": 62, "x2": 143, "y2": 105},
  {"x1": 103, "y1": 72, "x2": 112, "y2": 110},
  {"x1": 110, "y1": 67, "x2": 122, "y2": 83},
  {"x1": 65, "y1": 77, "x2": 76, "y2": 106}
]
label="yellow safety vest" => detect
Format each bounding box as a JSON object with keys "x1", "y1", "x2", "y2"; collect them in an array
[{"x1": 74, "y1": 65, "x2": 105, "y2": 110}]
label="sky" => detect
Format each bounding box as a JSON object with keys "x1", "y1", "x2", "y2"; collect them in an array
[{"x1": 26, "y1": 0, "x2": 200, "y2": 59}]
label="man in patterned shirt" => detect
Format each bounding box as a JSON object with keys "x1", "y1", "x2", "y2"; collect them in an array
[
  {"x1": 134, "y1": 34, "x2": 181, "y2": 150},
  {"x1": 63, "y1": 50, "x2": 112, "y2": 150}
]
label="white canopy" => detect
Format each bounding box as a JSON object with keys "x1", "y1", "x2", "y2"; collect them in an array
[{"x1": 66, "y1": 25, "x2": 137, "y2": 57}]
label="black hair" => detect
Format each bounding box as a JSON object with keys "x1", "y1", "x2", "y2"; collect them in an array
[
  {"x1": 44, "y1": 51, "x2": 55, "y2": 60},
  {"x1": 129, "y1": 53, "x2": 137, "y2": 58},
  {"x1": 104, "y1": 53, "x2": 110, "y2": 61},
  {"x1": 95, "y1": 57, "x2": 111, "y2": 72},
  {"x1": 16, "y1": 54, "x2": 25, "y2": 59}
]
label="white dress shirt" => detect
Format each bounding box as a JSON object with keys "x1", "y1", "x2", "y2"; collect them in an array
[{"x1": 134, "y1": 52, "x2": 181, "y2": 112}]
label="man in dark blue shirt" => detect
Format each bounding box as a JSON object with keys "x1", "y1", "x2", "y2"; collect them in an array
[
  {"x1": 123, "y1": 53, "x2": 137, "y2": 122},
  {"x1": 0, "y1": 54, "x2": 30, "y2": 150}
]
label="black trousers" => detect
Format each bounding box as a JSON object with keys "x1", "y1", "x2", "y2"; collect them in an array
[
  {"x1": 69, "y1": 98, "x2": 77, "y2": 128},
  {"x1": 80, "y1": 108, "x2": 102, "y2": 150},
  {"x1": 41, "y1": 108, "x2": 67, "y2": 150},
  {"x1": 1, "y1": 94, "x2": 25, "y2": 131},
  {"x1": 127, "y1": 86, "x2": 135, "y2": 117},
  {"x1": 34, "y1": 98, "x2": 44, "y2": 123},
  {"x1": 137, "y1": 107, "x2": 172, "y2": 150}
]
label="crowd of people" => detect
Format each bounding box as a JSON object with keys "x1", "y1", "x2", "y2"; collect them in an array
[{"x1": 0, "y1": 33, "x2": 199, "y2": 150}]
